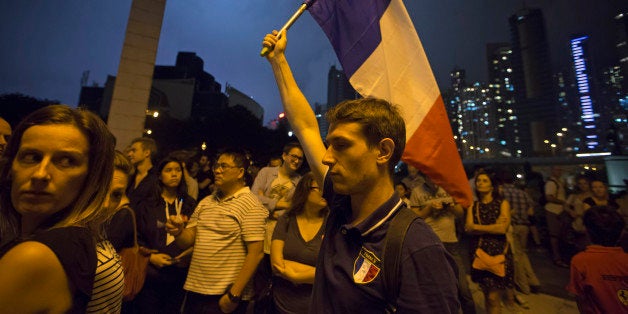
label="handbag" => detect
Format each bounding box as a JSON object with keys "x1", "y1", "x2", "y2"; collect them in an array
[
  {"x1": 118, "y1": 206, "x2": 151, "y2": 301},
  {"x1": 471, "y1": 202, "x2": 508, "y2": 277},
  {"x1": 253, "y1": 276, "x2": 276, "y2": 314}
]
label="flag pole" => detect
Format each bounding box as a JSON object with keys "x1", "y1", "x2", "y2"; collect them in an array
[{"x1": 260, "y1": 2, "x2": 310, "y2": 57}]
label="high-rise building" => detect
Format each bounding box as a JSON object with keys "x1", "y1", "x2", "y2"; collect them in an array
[
  {"x1": 553, "y1": 71, "x2": 581, "y2": 155},
  {"x1": 320, "y1": 65, "x2": 360, "y2": 139},
  {"x1": 447, "y1": 74, "x2": 500, "y2": 159},
  {"x1": 570, "y1": 35, "x2": 601, "y2": 151},
  {"x1": 509, "y1": 8, "x2": 557, "y2": 156},
  {"x1": 327, "y1": 65, "x2": 359, "y2": 109},
  {"x1": 486, "y1": 43, "x2": 520, "y2": 157},
  {"x1": 615, "y1": 12, "x2": 628, "y2": 95}
]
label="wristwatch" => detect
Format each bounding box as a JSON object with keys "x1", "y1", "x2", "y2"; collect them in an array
[{"x1": 225, "y1": 284, "x2": 241, "y2": 303}]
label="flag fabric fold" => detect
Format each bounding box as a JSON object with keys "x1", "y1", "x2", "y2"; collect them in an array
[{"x1": 307, "y1": 0, "x2": 473, "y2": 208}]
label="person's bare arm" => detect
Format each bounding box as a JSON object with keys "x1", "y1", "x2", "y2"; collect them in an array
[
  {"x1": 271, "y1": 239, "x2": 316, "y2": 284},
  {"x1": 281, "y1": 260, "x2": 316, "y2": 284},
  {"x1": 469, "y1": 200, "x2": 511, "y2": 235},
  {"x1": 270, "y1": 239, "x2": 286, "y2": 274},
  {"x1": 0, "y1": 242, "x2": 73, "y2": 313},
  {"x1": 219, "y1": 241, "x2": 265, "y2": 312},
  {"x1": 263, "y1": 31, "x2": 328, "y2": 188},
  {"x1": 166, "y1": 215, "x2": 196, "y2": 249}
]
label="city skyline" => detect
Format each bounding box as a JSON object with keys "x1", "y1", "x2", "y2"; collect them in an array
[{"x1": 1, "y1": 0, "x2": 625, "y2": 124}]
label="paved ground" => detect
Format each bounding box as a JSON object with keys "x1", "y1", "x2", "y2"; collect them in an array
[{"x1": 467, "y1": 275, "x2": 579, "y2": 314}]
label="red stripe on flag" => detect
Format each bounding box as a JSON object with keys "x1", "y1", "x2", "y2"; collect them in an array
[{"x1": 402, "y1": 95, "x2": 473, "y2": 208}]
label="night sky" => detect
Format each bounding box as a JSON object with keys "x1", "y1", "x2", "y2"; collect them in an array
[{"x1": 1, "y1": 0, "x2": 625, "y2": 124}]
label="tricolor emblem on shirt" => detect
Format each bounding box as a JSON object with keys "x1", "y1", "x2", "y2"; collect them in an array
[{"x1": 353, "y1": 246, "x2": 381, "y2": 284}]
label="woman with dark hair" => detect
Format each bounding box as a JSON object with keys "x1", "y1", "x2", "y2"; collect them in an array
[
  {"x1": 133, "y1": 156, "x2": 197, "y2": 313},
  {"x1": 270, "y1": 172, "x2": 328, "y2": 313},
  {"x1": 0, "y1": 105, "x2": 117, "y2": 313},
  {"x1": 465, "y1": 172, "x2": 515, "y2": 314}
]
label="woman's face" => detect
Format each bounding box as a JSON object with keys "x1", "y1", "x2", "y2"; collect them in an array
[
  {"x1": 161, "y1": 161, "x2": 182, "y2": 189},
  {"x1": 475, "y1": 174, "x2": 493, "y2": 194},
  {"x1": 103, "y1": 169, "x2": 128, "y2": 213},
  {"x1": 11, "y1": 124, "x2": 89, "y2": 220},
  {"x1": 591, "y1": 181, "x2": 607, "y2": 198},
  {"x1": 307, "y1": 181, "x2": 327, "y2": 210}
]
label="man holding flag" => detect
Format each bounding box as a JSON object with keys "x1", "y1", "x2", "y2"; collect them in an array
[{"x1": 262, "y1": 1, "x2": 461, "y2": 308}]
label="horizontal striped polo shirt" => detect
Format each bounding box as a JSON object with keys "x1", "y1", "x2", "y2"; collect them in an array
[{"x1": 184, "y1": 186, "x2": 268, "y2": 299}]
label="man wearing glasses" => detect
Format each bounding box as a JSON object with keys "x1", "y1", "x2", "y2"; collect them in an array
[
  {"x1": 166, "y1": 149, "x2": 268, "y2": 314},
  {"x1": 250, "y1": 142, "x2": 304, "y2": 298}
]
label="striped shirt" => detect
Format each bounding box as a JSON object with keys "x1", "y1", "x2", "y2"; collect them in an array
[
  {"x1": 86, "y1": 240, "x2": 124, "y2": 313},
  {"x1": 184, "y1": 187, "x2": 268, "y2": 299}
]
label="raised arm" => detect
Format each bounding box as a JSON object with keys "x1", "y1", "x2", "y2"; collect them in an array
[{"x1": 263, "y1": 31, "x2": 328, "y2": 188}]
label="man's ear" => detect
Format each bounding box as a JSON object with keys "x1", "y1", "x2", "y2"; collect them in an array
[{"x1": 376, "y1": 138, "x2": 395, "y2": 165}]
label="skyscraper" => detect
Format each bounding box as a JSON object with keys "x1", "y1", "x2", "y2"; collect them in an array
[
  {"x1": 486, "y1": 43, "x2": 520, "y2": 157},
  {"x1": 509, "y1": 8, "x2": 557, "y2": 156},
  {"x1": 615, "y1": 12, "x2": 628, "y2": 96},
  {"x1": 570, "y1": 35, "x2": 600, "y2": 151},
  {"x1": 327, "y1": 65, "x2": 359, "y2": 109},
  {"x1": 322, "y1": 65, "x2": 359, "y2": 139}
]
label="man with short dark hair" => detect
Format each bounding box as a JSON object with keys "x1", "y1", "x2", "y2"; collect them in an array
[
  {"x1": 167, "y1": 149, "x2": 267, "y2": 313},
  {"x1": 567, "y1": 206, "x2": 628, "y2": 313},
  {"x1": 263, "y1": 31, "x2": 459, "y2": 313}
]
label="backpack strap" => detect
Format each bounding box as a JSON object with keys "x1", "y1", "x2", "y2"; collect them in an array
[{"x1": 382, "y1": 203, "x2": 419, "y2": 313}]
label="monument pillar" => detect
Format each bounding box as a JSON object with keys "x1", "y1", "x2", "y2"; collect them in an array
[{"x1": 107, "y1": 0, "x2": 166, "y2": 149}]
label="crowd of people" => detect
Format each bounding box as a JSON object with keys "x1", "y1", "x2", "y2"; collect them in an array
[{"x1": 0, "y1": 31, "x2": 626, "y2": 314}]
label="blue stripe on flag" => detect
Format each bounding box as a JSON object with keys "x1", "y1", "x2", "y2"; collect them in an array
[{"x1": 308, "y1": 0, "x2": 391, "y2": 78}]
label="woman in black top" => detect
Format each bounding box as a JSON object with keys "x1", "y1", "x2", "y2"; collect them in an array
[
  {"x1": 0, "y1": 105, "x2": 116, "y2": 313},
  {"x1": 133, "y1": 156, "x2": 197, "y2": 313},
  {"x1": 466, "y1": 172, "x2": 514, "y2": 314}
]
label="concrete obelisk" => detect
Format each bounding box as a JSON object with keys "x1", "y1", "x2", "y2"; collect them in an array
[{"x1": 107, "y1": 0, "x2": 166, "y2": 150}]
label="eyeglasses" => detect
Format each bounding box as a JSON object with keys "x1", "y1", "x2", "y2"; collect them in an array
[
  {"x1": 212, "y1": 163, "x2": 239, "y2": 171},
  {"x1": 288, "y1": 154, "x2": 304, "y2": 161}
]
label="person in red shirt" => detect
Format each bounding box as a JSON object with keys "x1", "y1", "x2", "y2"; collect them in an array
[{"x1": 566, "y1": 206, "x2": 628, "y2": 313}]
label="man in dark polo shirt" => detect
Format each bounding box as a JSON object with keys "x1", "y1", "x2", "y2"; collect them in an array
[{"x1": 263, "y1": 32, "x2": 459, "y2": 313}]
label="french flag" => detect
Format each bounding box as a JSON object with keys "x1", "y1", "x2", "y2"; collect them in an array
[{"x1": 307, "y1": 0, "x2": 473, "y2": 208}]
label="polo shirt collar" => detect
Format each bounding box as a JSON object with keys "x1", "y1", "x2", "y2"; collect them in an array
[
  {"x1": 342, "y1": 194, "x2": 404, "y2": 237},
  {"x1": 214, "y1": 186, "x2": 251, "y2": 202}
]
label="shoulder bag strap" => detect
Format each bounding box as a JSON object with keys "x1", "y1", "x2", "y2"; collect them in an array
[
  {"x1": 474, "y1": 202, "x2": 484, "y2": 247},
  {"x1": 382, "y1": 204, "x2": 418, "y2": 313},
  {"x1": 123, "y1": 206, "x2": 139, "y2": 247}
]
